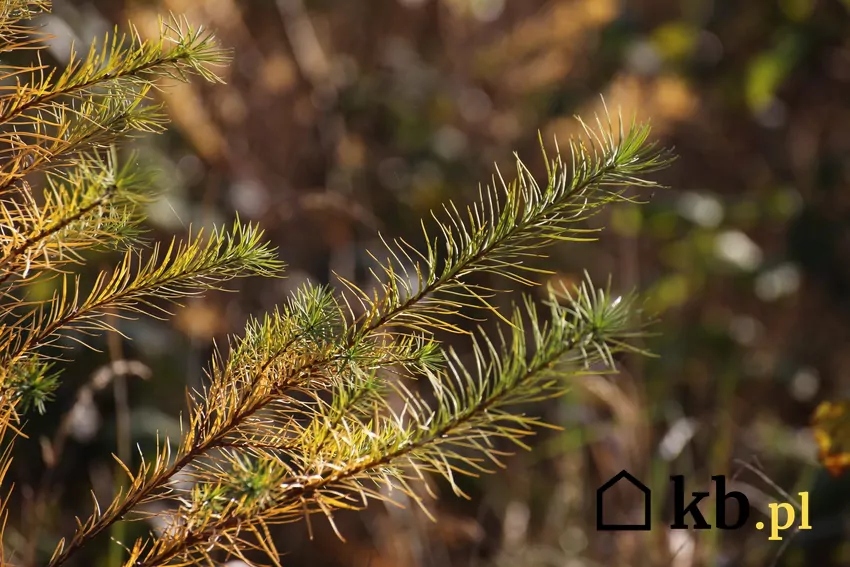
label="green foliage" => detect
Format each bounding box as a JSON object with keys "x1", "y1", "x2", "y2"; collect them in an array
[
  {"x1": 0, "y1": 2, "x2": 279, "y2": 562},
  {"x1": 0, "y1": 3, "x2": 278, "y2": 402},
  {"x1": 0, "y1": 2, "x2": 673, "y2": 566}
]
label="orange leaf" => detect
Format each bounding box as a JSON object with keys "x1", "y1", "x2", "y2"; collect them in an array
[{"x1": 811, "y1": 400, "x2": 850, "y2": 477}]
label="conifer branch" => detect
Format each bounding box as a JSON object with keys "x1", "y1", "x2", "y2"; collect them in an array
[
  {"x1": 342, "y1": 114, "x2": 668, "y2": 338},
  {"x1": 0, "y1": 7, "x2": 271, "y2": 418},
  {"x1": 0, "y1": 15, "x2": 229, "y2": 193},
  {"x1": 0, "y1": 1, "x2": 48, "y2": 48},
  {"x1": 126, "y1": 277, "x2": 641, "y2": 567},
  {"x1": 49, "y1": 114, "x2": 670, "y2": 567},
  {"x1": 0, "y1": 89, "x2": 168, "y2": 192},
  {"x1": 0, "y1": 15, "x2": 227, "y2": 126},
  {"x1": 0, "y1": 4, "x2": 676, "y2": 565},
  {"x1": 0, "y1": 149, "x2": 151, "y2": 287},
  {"x1": 2, "y1": 219, "x2": 282, "y2": 367},
  {"x1": 0, "y1": 5, "x2": 288, "y2": 565}
]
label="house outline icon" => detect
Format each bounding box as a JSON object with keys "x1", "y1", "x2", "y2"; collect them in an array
[{"x1": 596, "y1": 469, "x2": 652, "y2": 531}]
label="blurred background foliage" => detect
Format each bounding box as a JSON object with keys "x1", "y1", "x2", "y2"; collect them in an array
[{"x1": 13, "y1": 0, "x2": 850, "y2": 566}]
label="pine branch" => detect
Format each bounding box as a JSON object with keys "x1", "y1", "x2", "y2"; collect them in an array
[
  {"x1": 0, "y1": 1, "x2": 48, "y2": 48},
  {"x1": 2, "y1": 219, "x2": 282, "y2": 368},
  {"x1": 0, "y1": 149, "x2": 152, "y2": 287},
  {"x1": 182, "y1": 114, "x2": 668, "y2": 460},
  {"x1": 48, "y1": 113, "x2": 670, "y2": 567},
  {"x1": 127, "y1": 277, "x2": 642, "y2": 566},
  {"x1": 341, "y1": 113, "x2": 669, "y2": 338},
  {"x1": 0, "y1": 14, "x2": 228, "y2": 126},
  {"x1": 0, "y1": 16, "x2": 229, "y2": 194},
  {"x1": 0, "y1": 88, "x2": 169, "y2": 192},
  {"x1": 0, "y1": 6, "x2": 291, "y2": 565},
  {"x1": 45, "y1": 284, "x2": 344, "y2": 567}
]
